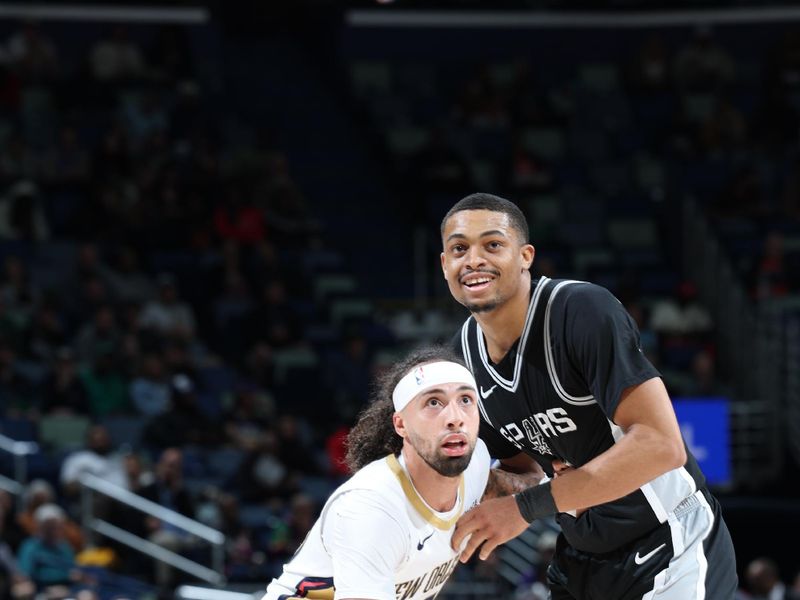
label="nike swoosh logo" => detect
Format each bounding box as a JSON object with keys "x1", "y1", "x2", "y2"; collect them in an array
[
  {"x1": 417, "y1": 531, "x2": 434, "y2": 551},
  {"x1": 634, "y1": 543, "x2": 666, "y2": 565},
  {"x1": 479, "y1": 385, "x2": 497, "y2": 399}
]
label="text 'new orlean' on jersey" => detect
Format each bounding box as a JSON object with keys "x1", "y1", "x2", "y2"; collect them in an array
[{"x1": 263, "y1": 440, "x2": 490, "y2": 600}]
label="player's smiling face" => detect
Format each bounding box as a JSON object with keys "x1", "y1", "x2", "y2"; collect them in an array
[
  {"x1": 440, "y1": 209, "x2": 534, "y2": 314},
  {"x1": 397, "y1": 381, "x2": 480, "y2": 478}
]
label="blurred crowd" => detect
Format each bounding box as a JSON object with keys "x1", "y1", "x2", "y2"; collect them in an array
[{"x1": 0, "y1": 13, "x2": 796, "y2": 600}]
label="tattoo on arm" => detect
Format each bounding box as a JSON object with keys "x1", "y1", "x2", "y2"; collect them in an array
[{"x1": 482, "y1": 468, "x2": 543, "y2": 500}]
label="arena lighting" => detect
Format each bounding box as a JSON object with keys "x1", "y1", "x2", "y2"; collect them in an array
[
  {"x1": 0, "y1": 3, "x2": 208, "y2": 23},
  {"x1": 175, "y1": 585, "x2": 258, "y2": 600}
]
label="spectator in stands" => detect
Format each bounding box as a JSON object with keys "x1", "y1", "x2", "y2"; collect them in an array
[
  {"x1": 673, "y1": 25, "x2": 735, "y2": 91},
  {"x1": 231, "y1": 429, "x2": 293, "y2": 504},
  {"x1": 42, "y1": 126, "x2": 90, "y2": 184},
  {"x1": 650, "y1": 280, "x2": 713, "y2": 336},
  {"x1": 139, "y1": 448, "x2": 196, "y2": 590},
  {"x1": 146, "y1": 25, "x2": 194, "y2": 82},
  {"x1": 322, "y1": 328, "x2": 372, "y2": 422},
  {"x1": 275, "y1": 415, "x2": 321, "y2": 477},
  {"x1": 90, "y1": 25, "x2": 145, "y2": 82},
  {"x1": 752, "y1": 230, "x2": 791, "y2": 300},
  {"x1": 142, "y1": 374, "x2": 221, "y2": 449},
  {"x1": 5, "y1": 20, "x2": 59, "y2": 82},
  {"x1": 138, "y1": 273, "x2": 196, "y2": 340},
  {"x1": 409, "y1": 127, "x2": 473, "y2": 197},
  {"x1": 267, "y1": 493, "x2": 316, "y2": 562},
  {"x1": 0, "y1": 256, "x2": 38, "y2": 322},
  {"x1": 0, "y1": 337, "x2": 36, "y2": 417},
  {"x1": 17, "y1": 504, "x2": 90, "y2": 595},
  {"x1": 745, "y1": 557, "x2": 800, "y2": 600},
  {"x1": 213, "y1": 269, "x2": 255, "y2": 359},
  {"x1": 100, "y1": 246, "x2": 155, "y2": 306},
  {"x1": 0, "y1": 295, "x2": 24, "y2": 356},
  {"x1": 123, "y1": 91, "x2": 169, "y2": 150},
  {"x1": 0, "y1": 495, "x2": 35, "y2": 600},
  {"x1": 0, "y1": 180, "x2": 50, "y2": 242},
  {"x1": 41, "y1": 346, "x2": 89, "y2": 415},
  {"x1": 454, "y1": 64, "x2": 508, "y2": 129},
  {"x1": 507, "y1": 137, "x2": 552, "y2": 194},
  {"x1": 515, "y1": 531, "x2": 558, "y2": 600},
  {"x1": 26, "y1": 301, "x2": 68, "y2": 364},
  {"x1": 628, "y1": 34, "x2": 671, "y2": 91},
  {"x1": 698, "y1": 98, "x2": 748, "y2": 156},
  {"x1": 213, "y1": 190, "x2": 267, "y2": 245},
  {"x1": 60, "y1": 424, "x2": 129, "y2": 500},
  {"x1": 244, "y1": 279, "x2": 301, "y2": 350},
  {"x1": 130, "y1": 353, "x2": 171, "y2": 417},
  {"x1": 74, "y1": 305, "x2": 121, "y2": 366},
  {"x1": 223, "y1": 380, "x2": 273, "y2": 451},
  {"x1": 675, "y1": 349, "x2": 732, "y2": 399},
  {"x1": 0, "y1": 490, "x2": 25, "y2": 552},
  {"x1": 79, "y1": 347, "x2": 129, "y2": 417},
  {"x1": 324, "y1": 421, "x2": 351, "y2": 479},
  {"x1": 17, "y1": 482, "x2": 83, "y2": 554}
]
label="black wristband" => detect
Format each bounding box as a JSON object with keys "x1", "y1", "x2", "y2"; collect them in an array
[{"x1": 514, "y1": 481, "x2": 558, "y2": 523}]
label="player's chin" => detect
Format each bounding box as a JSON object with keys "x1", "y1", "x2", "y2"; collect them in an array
[
  {"x1": 463, "y1": 298, "x2": 500, "y2": 313},
  {"x1": 434, "y1": 454, "x2": 471, "y2": 477}
]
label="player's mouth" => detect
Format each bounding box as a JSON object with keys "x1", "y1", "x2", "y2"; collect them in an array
[
  {"x1": 460, "y1": 272, "x2": 496, "y2": 293},
  {"x1": 441, "y1": 434, "x2": 469, "y2": 457}
]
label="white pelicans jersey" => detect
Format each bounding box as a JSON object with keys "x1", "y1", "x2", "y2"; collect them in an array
[{"x1": 263, "y1": 439, "x2": 490, "y2": 600}]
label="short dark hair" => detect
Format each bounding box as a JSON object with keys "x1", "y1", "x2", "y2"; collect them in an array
[
  {"x1": 441, "y1": 192, "x2": 529, "y2": 243},
  {"x1": 345, "y1": 344, "x2": 466, "y2": 473}
]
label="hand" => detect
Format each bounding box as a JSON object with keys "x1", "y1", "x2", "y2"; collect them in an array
[{"x1": 451, "y1": 495, "x2": 529, "y2": 562}]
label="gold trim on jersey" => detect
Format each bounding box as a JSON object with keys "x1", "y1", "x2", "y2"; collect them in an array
[{"x1": 386, "y1": 454, "x2": 465, "y2": 530}]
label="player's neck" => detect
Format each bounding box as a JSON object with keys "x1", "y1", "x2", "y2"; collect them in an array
[
  {"x1": 472, "y1": 275, "x2": 531, "y2": 363},
  {"x1": 402, "y1": 447, "x2": 461, "y2": 512}
]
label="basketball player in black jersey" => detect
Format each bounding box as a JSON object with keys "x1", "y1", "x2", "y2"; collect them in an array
[{"x1": 442, "y1": 193, "x2": 737, "y2": 600}]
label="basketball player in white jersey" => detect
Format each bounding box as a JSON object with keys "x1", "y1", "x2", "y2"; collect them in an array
[{"x1": 262, "y1": 344, "x2": 538, "y2": 600}]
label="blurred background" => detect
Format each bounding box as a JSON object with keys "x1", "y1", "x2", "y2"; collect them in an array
[{"x1": 0, "y1": 1, "x2": 798, "y2": 599}]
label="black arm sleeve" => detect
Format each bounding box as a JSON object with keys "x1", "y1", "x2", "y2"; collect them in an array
[{"x1": 561, "y1": 284, "x2": 661, "y2": 421}]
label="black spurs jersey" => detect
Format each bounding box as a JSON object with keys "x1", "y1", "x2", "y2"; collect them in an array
[{"x1": 455, "y1": 277, "x2": 707, "y2": 553}]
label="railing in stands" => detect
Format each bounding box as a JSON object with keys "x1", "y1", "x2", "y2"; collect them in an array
[
  {"x1": 0, "y1": 433, "x2": 39, "y2": 507},
  {"x1": 682, "y1": 195, "x2": 783, "y2": 489},
  {"x1": 79, "y1": 473, "x2": 226, "y2": 586}
]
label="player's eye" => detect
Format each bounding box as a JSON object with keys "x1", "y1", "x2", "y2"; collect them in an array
[
  {"x1": 487, "y1": 241, "x2": 502, "y2": 250},
  {"x1": 460, "y1": 395, "x2": 474, "y2": 405},
  {"x1": 452, "y1": 244, "x2": 466, "y2": 253},
  {"x1": 427, "y1": 397, "x2": 441, "y2": 407}
]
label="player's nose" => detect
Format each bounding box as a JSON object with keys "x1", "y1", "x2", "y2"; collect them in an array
[
  {"x1": 464, "y1": 245, "x2": 486, "y2": 269},
  {"x1": 443, "y1": 400, "x2": 465, "y2": 427}
]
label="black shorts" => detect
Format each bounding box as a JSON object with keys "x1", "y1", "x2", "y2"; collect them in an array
[{"x1": 547, "y1": 489, "x2": 737, "y2": 600}]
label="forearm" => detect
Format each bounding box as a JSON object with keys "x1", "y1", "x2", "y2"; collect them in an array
[
  {"x1": 551, "y1": 423, "x2": 685, "y2": 513},
  {"x1": 482, "y1": 467, "x2": 544, "y2": 500}
]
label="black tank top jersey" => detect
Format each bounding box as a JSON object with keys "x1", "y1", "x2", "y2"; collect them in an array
[{"x1": 454, "y1": 277, "x2": 707, "y2": 553}]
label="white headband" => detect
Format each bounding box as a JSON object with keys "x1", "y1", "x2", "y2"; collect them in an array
[{"x1": 392, "y1": 361, "x2": 477, "y2": 412}]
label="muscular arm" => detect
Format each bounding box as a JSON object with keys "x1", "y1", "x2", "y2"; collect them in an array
[
  {"x1": 550, "y1": 377, "x2": 686, "y2": 512},
  {"x1": 482, "y1": 453, "x2": 546, "y2": 500},
  {"x1": 454, "y1": 378, "x2": 685, "y2": 561}
]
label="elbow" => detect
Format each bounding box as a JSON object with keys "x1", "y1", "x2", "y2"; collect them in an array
[{"x1": 664, "y1": 438, "x2": 687, "y2": 471}]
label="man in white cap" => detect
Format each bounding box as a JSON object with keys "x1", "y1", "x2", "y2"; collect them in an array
[{"x1": 263, "y1": 344, "x2": 536, "y2": 600}]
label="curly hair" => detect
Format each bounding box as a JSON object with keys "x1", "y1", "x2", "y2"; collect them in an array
[{"x1": 344, "y1": 344, "x2": 466, "y2": 473}]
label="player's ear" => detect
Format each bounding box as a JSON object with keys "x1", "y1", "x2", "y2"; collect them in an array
[
  {"x1": 440, "y1": 251, "x2": 447, "y2": 279},
  {"x1": 521, "y1": 244, "x2": 535, "y2": 271},
  {"x1": 393, "y1": 412, "x2": 406, "y2": 438}
]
